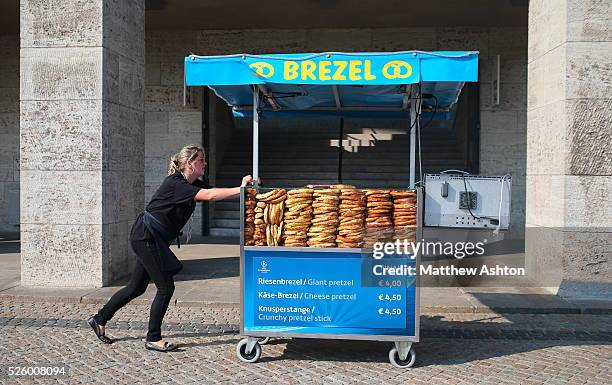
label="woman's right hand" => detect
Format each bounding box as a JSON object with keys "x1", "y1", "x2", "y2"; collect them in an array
[{"x1": 240, "y1": 175, "x2": 254, "y2": 187}]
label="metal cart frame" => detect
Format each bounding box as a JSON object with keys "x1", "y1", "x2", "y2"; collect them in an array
[{"x1": 237, "y1": 173, "x2": 423, "y2": 368}]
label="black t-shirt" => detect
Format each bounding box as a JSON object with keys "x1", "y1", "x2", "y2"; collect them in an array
[{"x1": 131, "y1": 172, "x2": 211, "y2": 242}]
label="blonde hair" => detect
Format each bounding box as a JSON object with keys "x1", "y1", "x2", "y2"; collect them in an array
[{"x1": 168, "y1": 144, "x2": 204, "y2": 175}]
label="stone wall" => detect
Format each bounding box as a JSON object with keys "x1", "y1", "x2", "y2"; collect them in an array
[
  {"x1": 144, "y1": 35, "x2": 204, "y2": 236},
  {"x1": 20, "y1": 0, "x2": 144, "y2": 287},
  {"x1": 145, "y1": 27, "x2": 528, "y2": 238},
  {"x1": 0, "y1": 27, "x2": 529, "y2": 241},
  {"x1": 478, "y1": 28, "x2": 528, "y2": 238},
  {"x1": 526, "y1": 0, "x2": 611, "y2": 298},
  {"x1": 0, "y1": 35, "x2": 19, "y2": 234}
]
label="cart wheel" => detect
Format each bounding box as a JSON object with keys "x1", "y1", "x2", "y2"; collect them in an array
[
  {"x1": 236, "y1": 338, "x2": 262, "y2": 363},
  {"x1": 389, "y1": 347, "x2": 416, "y2": 368},
  {"x1": 258, "y1": 337, "x2": 271, "y2": 345}
]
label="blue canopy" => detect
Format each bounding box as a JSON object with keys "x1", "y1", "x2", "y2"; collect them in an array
[{"x1": 184, "y1": 51, "x2": 478, "y2": 117}]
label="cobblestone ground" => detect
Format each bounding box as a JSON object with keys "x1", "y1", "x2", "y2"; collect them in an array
[{"x1": 0, "y1": 300, "x2": 610, "y2": 384}]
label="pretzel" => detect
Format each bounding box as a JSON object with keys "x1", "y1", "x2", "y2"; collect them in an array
[
  {"x1": 284, "y1": 217, "x2": 311, "y2": 225},
  {"x1": 394, "y1": 212, "x2": 416, "y2": 216},
  {"x1": 393, "y1": 203, "x2": 416, "y2": 209},
  {"x1": 269, "y1": 204, "x2": 278, "y2": 224},
  {"x1": 286, "y1": 197, "x2": 312, "y2": 205},
  {"x1": 339, "y1": 219, "x2": 364, "y2": 226},
  {"x1": 367, "y1": 208, "x2": 392, "y2": 214},
  {"x1": 339, "y1": 206, "x2": 365, "y2": 212},
  {"x1": 366, "y1": 215, "x2": 392, "y2": 221},
  {"x1": 339, "y1": 193, "x2": 365, "y2": 199},
  {"x1": 265, "y1": 226, "x2": 272, "y2": 246},
  {"x1": 393, "y1": 196, "x2": 417, "y2": 203},
  {"x1": 312, "y1": 200, "x2": 338, "y2": 206},
  {"x1": 390, "y1": 190, "x2": 416, "y2": 197},
  {"x1": 269, "y1": 195, "x2": 287, "y2": 205},
  {"x1": 338, "y1": 244, "x2": 361, "y2": 248},
  {"x1": 365, "y1": 189, "x2": 390, "y2": 195},
  {"x1": 285, "y1": 228, "x2": 308, "y2": 233},
  {"x1": 313, "y1": 190, "x2": 339, "y2": 196},
  {"x1": 315, "y1": 194, "x2": 339, "y2": 200},
  {"x1": 307, "y1": 234, "x2": 336, "y2": 241},
  {"x1": 394, "y1": 219, "x2": 417, "y2": 225},
  {"x1": 340, "y1": 202, "x2": 365, "y2": 207},
  {"x1": 368, "y1": 201, "x2": 392, "y2": 206},
  {"x1": 311, "y1": 218, "x2": 339, "y2": 225},
  {"x1": 312, "y1": 207, "x2": 338, "y2": 213},
  {"x1": 308, "y1": 225, "x2": 337, "y2": 232},
  {"x1": 338, "y1": 225, "x2": 362, "y2": 232},
  {"x1": 286, "y1": 210, "x2": 313, "y2": 219},
  {"x1": 365, "y1": 223, "x2": 392, "y2": 228},
  {"x1": 284, "y1": 233, "x2": 308, "y2": 238},
  {"x1": 312, "y1": 211, "x2": 339, "y2": 218},
  {"x1": 256, "y1": 189, "x2": 277, "y2": 200},
  {"x1": 338, "y1": 231, "x2": 364, "y2": 237},
  {"x1": 285, "y1": 227, "x2": 310, "y2": 234},
  {"x1": 307, "y1": 242, "x2": 337, "y2": 248},
  {"x1": 336, "y1": 234, "x2": 362, "y2": 242},
  {"x1": 257, "y1": 188, "x2": 286, "y2": 202},
  {"x1": 288, "y1": 188, "x2": 314, "y2": 195},
  {"x1": 274, "y1": 203, "x2": 285, "y2": 224}
]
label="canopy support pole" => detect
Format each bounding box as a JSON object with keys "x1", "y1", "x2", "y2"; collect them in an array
[
  {"x1": 409, "y1": 86, "x2": 421, "y2": 188},
  {"x1": 252, "y1": 88, "x2": 260, "y2": 186}
]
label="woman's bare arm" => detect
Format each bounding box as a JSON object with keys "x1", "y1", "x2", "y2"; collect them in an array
[
  {"x1": 194, "y1": 175, "x2": 253, "y2": 202},
  {"x1": 195, "y1": 187, "x2": 240, "y2": 201}
]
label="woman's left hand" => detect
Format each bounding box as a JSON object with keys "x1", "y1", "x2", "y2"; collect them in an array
[{"x1": 240, "y1": 175, "x2": 254, "y2": 187}]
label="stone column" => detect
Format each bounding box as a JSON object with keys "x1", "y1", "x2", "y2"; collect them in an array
[
  {"x1": 20, "y1": 0, "x2": 145, "y2": 287},
  {"x1": 526, "y1": 0, "x2": 611, "y2": 299}
]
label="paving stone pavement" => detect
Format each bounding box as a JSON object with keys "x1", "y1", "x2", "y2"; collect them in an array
[{"x1": 0, "y1": 300, "x2": 611, "y2": 384}]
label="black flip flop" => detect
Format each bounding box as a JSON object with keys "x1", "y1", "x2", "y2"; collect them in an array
[
  {"x1": 145, "y1": 341, "x2": 179, "y2": 352},
  {"x1": 87, "y1": 317, "x2": 113, "y2": 344}
]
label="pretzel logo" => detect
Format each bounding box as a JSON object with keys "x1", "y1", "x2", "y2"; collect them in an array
[
  {"x1": 382, "y1": 61, "x2": 412, "y2": 79},
  {"x1": 249, "y1": 62, "x2": 275, "y2": 78}
]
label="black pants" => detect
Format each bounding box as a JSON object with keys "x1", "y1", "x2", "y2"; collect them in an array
[{"x1": 94, "y1": 240, "x2": 175, "y2": 342}]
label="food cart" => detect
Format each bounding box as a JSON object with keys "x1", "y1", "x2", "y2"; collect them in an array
[{"x1": 184, "y1": 51, "x2": 479, "y2": 367}]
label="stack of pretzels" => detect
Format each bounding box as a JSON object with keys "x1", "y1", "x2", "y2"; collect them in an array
[
  {"x1": 364, "y1": 190, "x2": 394, "y2": 246},
  {"x1": 391, "y1": 190, "x2": 417, "y2": 242},
  {"x1": 307, "y1": 188, "x2": 340, "y2": 248},
  {"x1": 245, "y1": 187, "x2": 418, "y2": 249},
  {"x1": 283, "y1": 188, "x2": 314, "y2": 247},
  {"x1": 255, "y1": 188, "x2": 287, "y2": 246},
  {"x1": 336, "y1": 188, "x2": 366, "y2": 248},
  {"x1": 244, "y1": 189, "x2": 257, "y2": 246},
  {"x1": 253, "y1": 201, "x2": 267, "y2": 246}
]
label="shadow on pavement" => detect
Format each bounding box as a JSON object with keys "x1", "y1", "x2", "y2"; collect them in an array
[
  {"x1": 113, "y1": 333, "x2": 240, "y2": 348},
  {"x1": 174, "y1": 257, "x2": 239, "y2": 281},
  {"x1": 257, "y1": 311, "x2": 611, "y2": 366}
]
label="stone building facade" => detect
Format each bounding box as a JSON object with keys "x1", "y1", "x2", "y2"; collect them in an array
[{"x1": 0, "y1": 0, "x2": 608, "y2": 299}]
